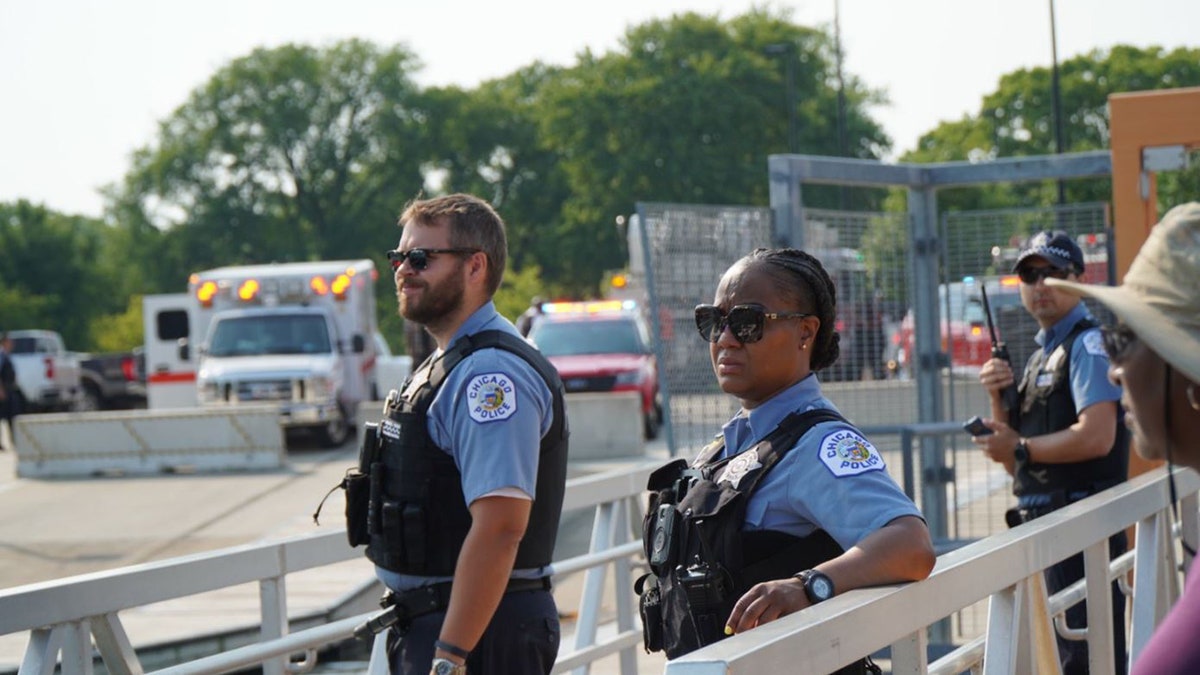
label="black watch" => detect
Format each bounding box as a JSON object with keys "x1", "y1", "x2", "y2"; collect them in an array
[
  {"x1": 1014, "y1": 439, "x2": 1030, "y2": 463},
  {"x1": 794, "y1": 569, "x2": 835, "y2": 604}
]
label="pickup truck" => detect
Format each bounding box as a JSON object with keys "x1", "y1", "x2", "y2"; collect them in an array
[
  {"x1": 7, "y1": 329, "x2": 83, "y2": 412},
  {"x1": 79, "y1": 348, "x2": 147, "y2": 410}
]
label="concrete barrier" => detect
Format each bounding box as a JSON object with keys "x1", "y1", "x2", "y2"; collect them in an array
[
  {"x1": 356, "y1": 392, "x2": 645, "y2": 461},
  {"x1": 12, "y1": 406, "x2": 286, "y2": 478}
]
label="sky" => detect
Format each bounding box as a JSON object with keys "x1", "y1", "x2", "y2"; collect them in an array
[{"x1": 1, "y1": 0, "x2": 1196, "y2": 219}]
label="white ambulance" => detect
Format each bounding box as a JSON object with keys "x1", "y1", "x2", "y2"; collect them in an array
[{"x1": 143, "y1": 260, "x2": 382, "y2": 447}]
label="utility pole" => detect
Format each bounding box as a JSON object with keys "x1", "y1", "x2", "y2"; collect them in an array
[
  {"x1": 1049, "y1": 0, "x2": 1067, "y2": 207},
  {"x1": 764, "y1": 43, "x2": 798, "y2": 154},
  {"x1": 834, "y1": 0, "x2": 849, "y2": 209}
]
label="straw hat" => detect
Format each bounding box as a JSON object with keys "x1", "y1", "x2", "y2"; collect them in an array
[{"x1": 1048, "y1": 202, "x2": 1200, "y2": 383}]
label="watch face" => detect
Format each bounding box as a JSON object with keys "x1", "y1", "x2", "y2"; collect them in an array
[
  {"x1": 811, "y1": 576, "x2": 834, "y2": 600},
  {"x1": 431, "y1": 660, "x2": 462, "y2": 675}
]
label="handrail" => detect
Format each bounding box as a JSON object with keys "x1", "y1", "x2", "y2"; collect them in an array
[
  {"x1": 664, "y1": 466, "x2": 1199, "y2": 674},
  {"x1": 0, "y1": 460, "x2": 662, "y2": 675}
]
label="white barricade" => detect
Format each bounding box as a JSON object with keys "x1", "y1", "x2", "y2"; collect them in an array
[{"x1": 13, "y1": 406, "x2": 286, "y2": 478}]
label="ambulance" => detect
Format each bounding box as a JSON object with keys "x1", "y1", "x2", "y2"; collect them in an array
[{"x1": 142, "y1": 260, "x2": 381, "y2": 447}]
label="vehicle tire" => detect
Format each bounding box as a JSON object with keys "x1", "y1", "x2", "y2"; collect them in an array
[
  {"x1": 316, "y1": 405, "x2": 352, "y2": 448},
  {"x1": 76, "y1": 385, "x2": 102, "y2": 412},
  {"x1": 644, "y1": 399, "x2": 663, "y2": 441}
]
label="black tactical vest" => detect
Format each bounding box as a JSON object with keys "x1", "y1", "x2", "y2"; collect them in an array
[
  {"x1": 363, "y1": 330, "x2": 569, "y2": 576},
  {"x1": 1012, "y1": 318, "x2": 1129, "y2": 498},
  {"x1": 638, "y1": 408, "x2": 849, "y2": 659}
]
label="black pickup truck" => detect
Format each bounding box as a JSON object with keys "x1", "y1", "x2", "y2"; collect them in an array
[{"x1": 78, "y1": 348, "x2": 147, "y2": 410}]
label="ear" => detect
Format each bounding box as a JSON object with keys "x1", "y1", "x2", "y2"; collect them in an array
[
  {"x1": 466, "y1": 251, "x2": 488, "y2": 284},
  {"x1": 799, "y1": 315, "x2": 821, "y2": 342}
]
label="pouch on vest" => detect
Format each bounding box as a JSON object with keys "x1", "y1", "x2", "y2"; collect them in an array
[{"x1": 312, "y1": 421, "x2": 381, "y2": 547}]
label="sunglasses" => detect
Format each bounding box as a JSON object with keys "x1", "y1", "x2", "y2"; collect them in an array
[
  {"x1": 386, "y1": 247, "x2": 480, "y2": 272},
  {"x1": 694, "y1": 304, "x2": 811, "y2": 344},
  {"x1": 1016, "y1": 265, "x2": 1072, "y2": 285},
  {"x1": 1100, "y1": 324, "x2": 1138, "y2": 363}
]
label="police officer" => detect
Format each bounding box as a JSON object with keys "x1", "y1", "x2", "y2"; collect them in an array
[
  {"x1": 372, "y1": 194, "x2": 568, "y2": 675},
  {"x1": 638, "y1": 248, "x2": 935, "y2": 671},
  {"x1": 972, "y1": 230, "x2": 1129, "y2": 674}
]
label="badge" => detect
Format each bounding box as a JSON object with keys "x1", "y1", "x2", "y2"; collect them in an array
[
  {"x1": 819, "y1": 429, "x2": 884, "y2": 477},
  {"x1": 380, "y1": 418, "x2": 401, "y2": 439},
  {"x1": 717, "y1": 449, "x2": 762, "y2": 489},
  {"x1": 1082, "y1": 330, "x2": 1107, "y2": 357},
  {"x1": 1036, "y1": 372, "x2": 1055, "y2": 388},
  {"x1": 466, "y1": 372, "x2": 518, "y2": 423}
]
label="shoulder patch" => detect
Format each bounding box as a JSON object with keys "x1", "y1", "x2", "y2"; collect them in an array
[
  {"x1": 466, "y1": 372, "x2": 518, "y2": 423},
  {"x1": 1081, "y1": 330, "x2": 1107, "y2": 357},
  {"x1": 819, "y1": 428, "x2": 885, "y2": 477}
]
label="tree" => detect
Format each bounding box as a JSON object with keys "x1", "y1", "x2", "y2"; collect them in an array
[{"x1": 109, "y1": 40, "x2": 429, "y2": 282}]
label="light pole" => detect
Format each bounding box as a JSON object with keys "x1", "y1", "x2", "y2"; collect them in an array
[
  {"x1": 1049, "y1": 0, "x2": 1066, "y2": 206},
  {"x1": 834, "y1": 0, "x2": 849, "y2": 208},
  {"x1": 764, "y1": 42, "x2": 798, "y2": 154}
]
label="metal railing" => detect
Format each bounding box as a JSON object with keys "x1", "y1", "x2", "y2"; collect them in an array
[
  {"x1": 664, "y1": 466, "x2": 1199, "y2": 674},
  {"x1": 0, "y1": 462, "x2": 658, "y2": 675}
]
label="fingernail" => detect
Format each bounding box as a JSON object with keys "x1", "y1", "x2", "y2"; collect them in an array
[{"x1": 724, "y1": 626, "x2": 733, "y2": 635}]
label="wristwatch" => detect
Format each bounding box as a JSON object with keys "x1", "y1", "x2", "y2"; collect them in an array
[
  {"x1": 1014, "y1": 439, "x2": 1030, "y2": 464},
  {"x1": 430, "y1": 658, "x2": 467, "y2": 675},
  {"x1": 794, "y1": 569, "x2": 835, "y2": 604}
]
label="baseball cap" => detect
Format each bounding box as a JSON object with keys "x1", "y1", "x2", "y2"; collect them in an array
[
  {"x1": 1048, "y1": 202, "x2": 1200, "y2": 384},
  {"x1": 1012, "y1": 230, "x2": 1085, "y2": 275}
]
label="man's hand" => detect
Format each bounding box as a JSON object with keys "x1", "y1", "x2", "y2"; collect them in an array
[
  {"x1": 978, "y1": 357, "x2": 1015, "y2": 398},
  {"x1": 723, "y1": 577, "x2": 810, "y2": 635},
  {"x1": 972, "y1": 418, "x2": 1021, "y2": 469}
]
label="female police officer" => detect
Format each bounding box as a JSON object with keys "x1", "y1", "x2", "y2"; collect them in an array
[{"x1": 639, "y1": 248, "x2": 935, "y2": 670}]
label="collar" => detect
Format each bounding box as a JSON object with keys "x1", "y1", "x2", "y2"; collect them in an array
[
  {"x1": 1034, "y1": 302, "x2": 1091, "y2": 353},
  {"x1": 721, "y1": 374, "x2": 831, "y2": 455},
  {"x1": 443, "y1": 301, "x2": 506, "y2": 353}
]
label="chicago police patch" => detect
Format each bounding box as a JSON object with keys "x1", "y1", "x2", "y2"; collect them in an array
[
  {"x1": 1082, "y1": 330, "x2": 1107, "y2": 357},
  {"x1": 819, "y1": 428, "x2": 885, "y2": 477},
  {"x1": 467, "y1": 372, "x2": 518, "y2": 423}
]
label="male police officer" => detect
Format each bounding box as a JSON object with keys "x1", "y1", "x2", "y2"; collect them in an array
[
  {"x1": 370, "y1": 194, "x2": 569, "y2": 675},
  {"x1": 972, "y1": 231, "x2": 1128, "y2": 674}
]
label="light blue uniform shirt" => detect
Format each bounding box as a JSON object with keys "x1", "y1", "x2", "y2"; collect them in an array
[
  {"x1": 1031, "y1": 303, "x2": 1122, "y2": 413},
  {"x1": 377, "y1": 302, "x2": 554, "y2": 592},
  {"x1": 715, "y1": 374, "x2": 922, "y2": 551}
]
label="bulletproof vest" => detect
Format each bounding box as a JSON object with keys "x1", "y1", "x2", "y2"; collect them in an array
[
  {"x1": 364, "y1": 330, "x2": 569, "y2": 575},
  {"x1": 639, "y1": 408, "x2": 848, "y2": 658},
  {"x1": 1012, "y1": 318, "x2": 1129, "y2": 498}
]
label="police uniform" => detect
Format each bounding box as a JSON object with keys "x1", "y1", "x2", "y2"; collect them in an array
[
  {"x1": 639, "y1": 374, "x2": 921, "y2": 667},
  {"x1": 370, "y1": 302, "x2": 568, "y2": 675},
  {"x1": 1009, "y1": 302, "x2": 1128, "y2": 675}
]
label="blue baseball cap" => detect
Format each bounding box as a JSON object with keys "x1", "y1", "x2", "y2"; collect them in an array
[{"x1": 1012, "y1": 230, "x2": 1084, "y2": 275}]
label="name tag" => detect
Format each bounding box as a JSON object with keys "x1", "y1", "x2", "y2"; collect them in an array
[{"x1": 1036, "y1": 373, "x2": 1054, "y2": 388}]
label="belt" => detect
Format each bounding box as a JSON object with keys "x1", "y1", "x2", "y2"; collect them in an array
[{"x1": 354, "y1": 576, "x2": 552, "y2": 640}]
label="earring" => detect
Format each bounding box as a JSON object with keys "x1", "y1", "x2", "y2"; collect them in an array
[{"x1": 1188, "y1": 383, "x2": 1200, "y2": 411}]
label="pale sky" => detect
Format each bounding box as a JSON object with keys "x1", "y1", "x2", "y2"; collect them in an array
[{"x1": 1, "y1": 0, "x2": 1196, "y2": 218}]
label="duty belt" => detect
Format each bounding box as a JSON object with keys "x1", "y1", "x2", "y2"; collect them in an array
[{"x1": 353, "y1": 576, "x2": 552, "y2": 640}]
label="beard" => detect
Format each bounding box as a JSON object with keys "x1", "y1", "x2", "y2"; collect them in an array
[{"x1": 397, "y1": 263, "x2": 466, "y2": 327}]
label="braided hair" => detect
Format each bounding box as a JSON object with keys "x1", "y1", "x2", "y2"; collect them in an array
[{"x1": 744, "y1": 247, "x2": 841, "y2": 372}]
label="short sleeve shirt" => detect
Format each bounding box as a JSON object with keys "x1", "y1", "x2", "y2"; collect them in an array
[
  {"x1": 376, "y1": 302, "x2": 554, "y2": 591},
  {"x1": 1032, "y1": 303, "x2": 1122, "y2": 413},
  {"x1": 714, "y1": 374, "x2": 923, "y2": 551}
]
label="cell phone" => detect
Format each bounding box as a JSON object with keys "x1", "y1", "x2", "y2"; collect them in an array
[{"x1": 963, "y1": 415, "x2": 994, "y2": 437}]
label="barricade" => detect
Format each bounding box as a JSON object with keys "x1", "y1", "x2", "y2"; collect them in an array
[{"x1": 12, "y1": 407, "x2": 286, "y2": 478}]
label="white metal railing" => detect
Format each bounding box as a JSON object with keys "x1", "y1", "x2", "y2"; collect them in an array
[
  {"x1": 5, "y1": 462, "x2": 1197, "y2": 675},
  {"x1": 0, "y1": 461, "x2": 658, "y2": 675},
  {"x1": 665, "y1": 466, "x2": 1199, "y2": 675}
]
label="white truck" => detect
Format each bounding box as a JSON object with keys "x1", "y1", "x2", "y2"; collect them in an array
[
  {"x1": 6, "y1": 329, "x2": 83, "y2": 413},
  {"x1": 142, "y1": 260, "x2": 384, "y2": 447}
]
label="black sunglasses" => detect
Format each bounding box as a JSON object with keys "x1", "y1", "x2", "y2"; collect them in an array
[
  {"x1": 694, "y1": 304, "x2": 811, "y2": 344},
  {"x1": 386, "y1": 247, "x2": 480, "y2": 272},
  {"x1": 1100, "y1": 324, "x2": 1138, "y2": 363},
  {"x1": 1016, "y1": 265, "x2": 1072, "y2": 285}
]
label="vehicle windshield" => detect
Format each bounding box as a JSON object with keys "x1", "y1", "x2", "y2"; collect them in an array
[
  {"x1": 207, "y1": 314, "x2": 332, "y2": 357},
  {"x1": 531, "y1": 318, "x2": 645, "y2": 357}
]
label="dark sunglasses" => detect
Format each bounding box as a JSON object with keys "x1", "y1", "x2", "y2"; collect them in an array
[
  {"x1": 386, "y1": 247, "x2": 480, "y2": 272},
  {"x1": 1100, "y1": 324, "x2": 1138, "y2": 363},
  {"x1": 694, "y1": 304, "x2": 811, "y2": 344},
  {"x1": 1016, "y1": 265, "x2": 1072, "y2": 285}
]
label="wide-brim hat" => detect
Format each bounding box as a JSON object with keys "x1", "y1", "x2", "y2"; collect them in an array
[{"x1": 1048, "y1": 202, "x2": 1200, "y2": 384}]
